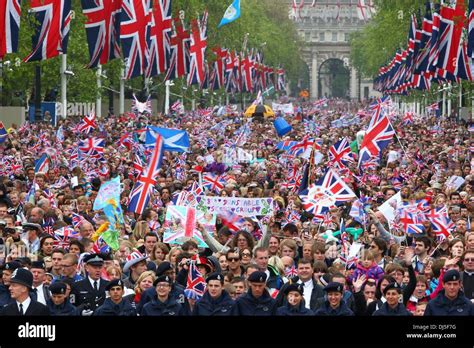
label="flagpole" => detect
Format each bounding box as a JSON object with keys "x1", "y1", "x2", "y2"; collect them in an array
[
  {"x1": 60, "y1": 53, "x2": 67, "y2": 120},
  {"x1": 96, "y1": 64, "x2": 102, "y2": 118},
  {"x1": 119, "y1": 64, "x2": 125, "y2": 115}
]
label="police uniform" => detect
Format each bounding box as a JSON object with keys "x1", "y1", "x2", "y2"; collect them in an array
[
  {"x1": 46, "y1": 282, "x2": 79, "y2": 316},
  {"x1": 70, "y1": 254, "x2": 109, "y2": 312},
  {"x1": 0, "y1": 262, "x2": 21, "y2": 307},
  {"x1": 424, "y1": 270, "x2": 474, "y2": 316},
  {"x1": 141, "y1": 276, "x2": 186, "y2": 316},
  {"x1": 314, "y1": 282, "x2": 354, "y2": 316},
  {"x1": 193, "y1": 273, "x2": 235, "y2": 316},
  {"x1": 232, "y1": 272, "x2": 277, "y2": 316},
  {"x1": 94, "y1": 280, "x2": 137, "y2": 316},
  {"x1": 276, "y1": 283, "x2": 314, "y2": 316},
  {"x1": 373, "y1": 283, "x2": 412, "y2": 316},
  {"x1": 0, "y1": 268, "x2": 50, "y2": 316}
]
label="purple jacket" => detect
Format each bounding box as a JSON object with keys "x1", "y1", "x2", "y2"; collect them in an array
[{"x1": 349, "y1": 263, "x2": 384, "y2": 284}]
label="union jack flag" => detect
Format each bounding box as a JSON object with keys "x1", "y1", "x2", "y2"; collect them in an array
[
  {"x1": 72, "y1": 213, "x2": 85, "y2": 229},
  {"x1": 24, "y1": 0, "x2": 72, "y2": 62},
  {"x1": 202, "y1": 173, "x2": 226, "y2": 193},
  {"x1": 469, "y1": 0, "x2": 474, "y2": 59},
  {"x1": 219, "y1": 210, "x2": 245, "y2": 232},
  {"x1": 427, "y1": 206, "x2": 454, "y2": 241},
  {"x1": 53, "y1": 226, "x2": 80, "y2": 249},
  {"x1": 187, "y1": 11, "x2": 208, "y2": 87},
  {"x1": 91, "y1": 236, "x2": 111, "y2": 254},
  {"x1": 147, "y1": 0, "x2": 172, "y2": 77},
  {"x1": 120, "y1": 0, "x2": 151, "y2": 79},
  {"x1": 358, "y1": 109, "x2": 394, "y2": 170},
  {"x1": 284, "y1": 265, "x2": 298, "y2": 278},
  {"x1": 165, "y1": 18, "x2": 190, "y2": 80},
  {"x1": 184, "y1": 261, "x2": 206, "y2": 300},
  {"x1": 349, "y1": 196, "x2": 368, "y2": 225},
  {"x1": 81, "y1": 0, "x2": 122, "y2": 68},
  {"x1": 78, "y1": 113, "x2": 97, "y2": 134},
  {"x1": 300, "y1": 168, "x2": 356, "y2": 215},
  {"x1": 127, "y1": 135, "x2": 164, "y2": 215},
  {"x1": 289, "y1": 136, "x2": 315, "y2": 157},
  {"x1": 78, "y1": 137, "x2": 105, "y2": 157},
  {"x1": 328, "y1": 138, "x2": 353, "y2": 169},
  {"x1": 0, "y1": 0, "x2": 21, "y2": 59},
  {"x1": 402, "y1": 111, "x2": 414, "y2": 125}
]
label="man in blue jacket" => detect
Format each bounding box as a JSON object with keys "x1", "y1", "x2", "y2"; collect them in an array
[
  {"x1": 94, "y1": 279, "x2": 136, "y2": 316},
  {"x1": 314, "y1": 282, "x2": 354, "y2": 316},
  {"x1": 141, "y1": 275, "x2": 187, "y2": 316},
  {"x1": 425, "y1": 269, "x2": 474, "y2": 316},
  {"x1": 193, "y1": 273, "x2": 235, "y2": 316},
  {"x1": 232, "y1": 271, "x2": 277, "y2": 316},
  {"x1": 46, "y1": 282, "x2": 79, "y2": 316},
  {"x1": 373, "y1": 282, "x2": 412, "y2": 316},
  {"x1": 276, "y1": 283, "x2": 314, "y2": 316}
]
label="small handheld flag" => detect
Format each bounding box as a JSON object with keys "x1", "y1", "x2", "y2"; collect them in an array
[{"x1": 218, "y1": 0, "x2": 241, "y2": 28}]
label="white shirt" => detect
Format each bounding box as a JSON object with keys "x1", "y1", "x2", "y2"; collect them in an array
[
  {"x1": 17, "y1": 297, "x2": 31, "y2": 315},
  {"x1": 298, "y1": 279, "x2": 313, "y2": 309},
  {"x1": 33, "y1": 283, "x2": 46, "y2": 305},
  {"x1": 88, "y1": 276, "x2": 100, "y2": 290}
]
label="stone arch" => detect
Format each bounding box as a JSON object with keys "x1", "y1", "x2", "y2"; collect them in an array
[{"x1": 318, "y1": 58, "x2": 350, "y2": 98}]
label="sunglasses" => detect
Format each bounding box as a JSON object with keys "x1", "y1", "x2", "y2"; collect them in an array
[
  {"x1": 241, "y1": 253, "x2": 251, "y2": 257},
  {"x1": 228, "y1": 258, "x2": 240, "y2": 262},
  {"x1": 464, "y1": 258, "x2": 474, "y2": 262}
]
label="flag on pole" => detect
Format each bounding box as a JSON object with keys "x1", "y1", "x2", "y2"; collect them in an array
[{"x1": 218, "y1": 0, "x2": 241, "y2": 28}]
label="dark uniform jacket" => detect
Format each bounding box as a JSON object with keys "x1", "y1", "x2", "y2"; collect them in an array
[
  {"x1": 314, "y1": 299, "x2": 354, "y2": 316},
  {"x1": 193, "y1": 290, "x2": 235, "y2": 316},
  {"x1": 0, "y1": 284, "x2": 11, "y2": 307},
  {"x1": 141, "y1": 296, "x2": 186, "y2": 316},
  {"x1": 275, "y1": 278, "x2": 324, "y2": 311},
  {"x1": 373, "y1": 302, "x2": 412, "y2": 316},
  {"x1": 137, "y1": 283, "x2": 189, "y2": 314},
  {"x1": 232, "y1": 289, "x2": 277, "y2": 316},
  {"x1": 46, "y1": 298, "x2": 79, "y2": 316},
  {"x1": 70, "y1": 277, "x2": 109, "y2": 311},
  {"x1": 276, "y1": 301, "x2": 314, "y2": 316},
  {"x1": 0, "y1": 298, "x2": 50, "y2": 316},
  {"x1": 93, "y1": 298, "x2": 137, "y2": 316},
  {"x1": 424, "y1": 290, "x2": 474, "y2": 316}
]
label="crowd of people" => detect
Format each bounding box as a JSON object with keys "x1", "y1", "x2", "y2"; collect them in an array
[{"x1": 0, "y1": 96, "x2": 473, "y2": 316}]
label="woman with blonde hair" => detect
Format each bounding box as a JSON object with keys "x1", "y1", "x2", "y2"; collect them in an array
[
  {"x1": 127, "y1": 270, "x2": 156, "y2": 306},
  {"x1": 166, "y1": 246, "x2": 183, "y2": 266},
  {"x1": 279, "y1": 239, "x2": 298, "y2": 260},
  {"x1": 268, "y1": 255, "x2": 287, "y2": 282},
  {"x1": 130, "y1": 221, "x2": 150, "y2": 245}
]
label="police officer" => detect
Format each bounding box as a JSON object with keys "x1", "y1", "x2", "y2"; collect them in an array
[
  {"x1": 94, "y1": 279, "x2": 137, "y2": 316},
  {"x1": 232, "y1": 271, "x2": 277, "y2": 316},
  {"x1": 424, "y1": 269, "x2": 474, "y2": 316},
  {"x1": 276, "y1": 283, "x2": 314, "y2": 316},
  {"x1": 193, "y1": 273, "x2": 235, "y2": 316},
  {"x1": 137, "y1": 261, "x2": 189, "y2": 314},
  {"x1": 373, "y1": 282, "x2": 412, "y2": 316},
  {"x1": 0, "y1": 261, "x2": 21, "y2": 307},
  {"x1": 314, "y1": 282, "x2": 354, "y2": 316},
  {"x1": 46, "y1": 282, "x2": 79, "y2": 316},
  {"x1": 141, "y1": 275, "x2": 186, "y2": 316},
  {"x1": 70, "y1": 254, "x2": 109, "y2": 315}
]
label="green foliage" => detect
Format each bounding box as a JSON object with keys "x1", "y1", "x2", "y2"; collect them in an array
[{"x1": 1, "y1": 0, "x2": 303, "y2": 105}]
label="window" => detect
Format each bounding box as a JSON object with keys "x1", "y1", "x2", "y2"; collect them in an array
[
  {"x1": 320, "y1": 32, "x2": 325, "y2": 41},
  {"x1": 345, "y1": 33, "x2": 350, "y2": 42},
  {"x1": 332, "y1": 32, "x2": 338, "y2": 42}
]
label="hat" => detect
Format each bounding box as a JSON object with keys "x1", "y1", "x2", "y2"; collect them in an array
[
  {"x1": 324, "y1": 282, "x2": 344, "y2": 293},
  {"x1": 153, "y1": 275, "x2": 172, "y2": 286},
  {"x1": 123, "y1": 250, "x2": 147, "y2": 273},
  {"x1": 49, "y1": 282, "x2": 67, "y2": 295},
  {"x1": 3, "y1": 261, "x2": 22, "y2": 272},
  {"x1": 84, "y1": 254, "x2": 105, "y2": 267},
  {"x1": 383, "y1": 282, "x2": 402, "y2": 295},
  {"x1": 193, "y1": 256, "x2": 214, "y2": 274},
  {"x1": 247, "y1": 271, "x2": 267, "y2": 283},
  {"x1": 156, "y1": 261, "x2": 173, "y2": 276},
  {"x1": 105, "y1": 279, "x2": 124, "y2": 291},
  {"x1": 10, "y1": 268, "x2": 33, "y2": 289},
  {"x1": 443, "y1": 269, "x2": 461, "y2": 283},
  {"x1": 206, "y1": 272, "x2": 224, "y2": 284},
  {"x1": 284, "y1": 283, "x2": 304, "y2": 295},
  {"x1": 30, "y1": 261, "x2": 45, "y2": 270},
  {"x1": 22, "y1": 223, "x2": 42, "y2": 231},
  {"x1": 319, "y1": 273, "x2": 331, "y2": 287}
]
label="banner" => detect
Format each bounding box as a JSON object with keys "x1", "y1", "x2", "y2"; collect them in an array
[
  {"x1": 196, "y1": 196, "x2": 274, "y2": 216},
  {"x1": 377, "y1": 192, "x2": 402, "y2": 227},
  {"x1": 272, "y1": 102, "x2": 294, "y2": 114},
  {"x1": 162, "y1": 206, "x2": 216, "y2": 247}
]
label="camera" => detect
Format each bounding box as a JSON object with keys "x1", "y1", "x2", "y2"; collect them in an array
[{"x1": 0, "y1": 220, "x2": 6, "y2": 227}]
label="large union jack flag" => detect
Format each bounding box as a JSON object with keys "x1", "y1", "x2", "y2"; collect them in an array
[
  {"x1": 426, "y1": 206, "x2": 454, "y2": 241},
  {"x1": 81, "y1": 0, "x2": 122, "y2": 69},
  {"x1": 120, "y1": 0, "x2": 151, "y2": 79},
  {"x1": 358, "y1": 109, "x2": 394, "y2": 170},
  {"x1": 184, "y1": 261, "x2": 206, "y2": 300},
  {"x1": 78, "y1": 113, "x2": 98, "y2": 134},
  {"x1": 165, "y1": 18, "x2": 190, "y2": 80},
  {"x1": 24, "y1": 0, "x2": 72, "y2": 62},
  {"x1": 300, "y1": 168, "x2": 356, "y2": 215},
  {"x1": 147, "y1": 0, "x2": 172, "y2": 77},
  {"x1": 0, "y1": 0, "x2": 21, "y2": 59},
  {"x1": 78, "y1": 137, "x2": 105, "y2": 157},
  {"x1": 202, "y1": 173, "x2": 226, "y2": 193},
  {"x1": 187, "y1": 11, "x2": 208, "y2": 87},
  {"x1": 127, "y1": 134, "x2": 164, "y2": 214}
]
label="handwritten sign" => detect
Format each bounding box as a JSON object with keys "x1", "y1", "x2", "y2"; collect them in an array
[{"x1": 196, "y1": 197, "x2": 274, "y2": 217}]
